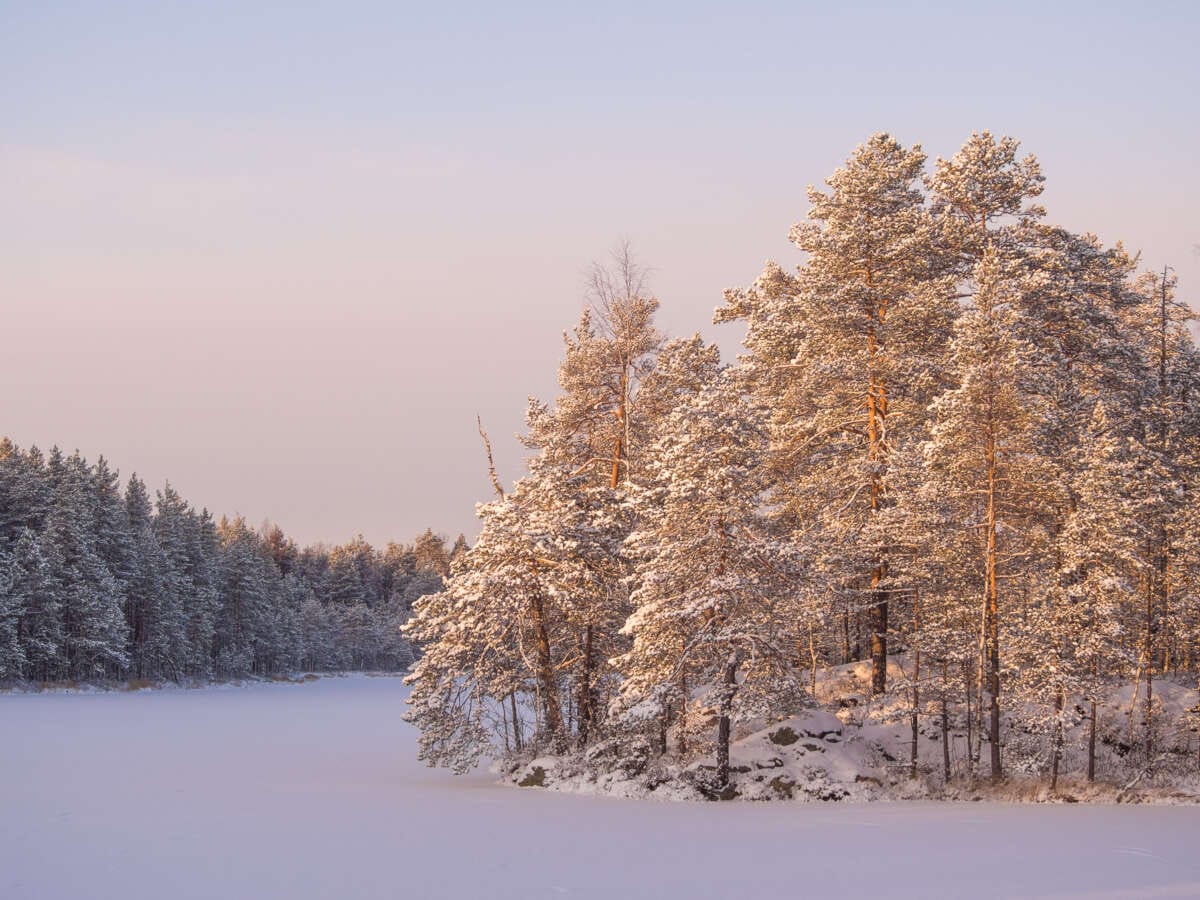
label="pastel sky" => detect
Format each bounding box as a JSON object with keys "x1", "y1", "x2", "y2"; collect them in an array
[{"x1": 3, "y1": 1, "x2": 1198, "y2": 546}]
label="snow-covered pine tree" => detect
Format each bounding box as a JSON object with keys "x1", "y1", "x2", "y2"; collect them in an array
[
  {"x1": 599, "y1": 335, "x2": 726, "y2": 757},
  {"x1": 1117, "y1": 267, "x2": 1200, "y2": 765},
  {"x1": 406, "y1": 247, "x2": 663, "y2": 766},
  {"x1": 927, "y1": 130, "x2": 1045, "y2": 262},
  {"x1": 517, "y1": 246, "x2": 663, "y2": 745},
  {"x1": 615, "y1": 364, "x2": 803, "y2": 790},
  {"x1": 404, "y1": 461, "x2": 571, "y2": 770},
  {"x1": 1055, "y1": 403, "x2": 1164, "y2": 784},
  {"x1": 920, "y1": 246, "x2": 1064, "y2": 781},
  {"x1": 413, "y1": 529, "x2": 451, "y2": 578},
  {"x1": 717, "y1": 133, "x2": 957, "y2": 695}
]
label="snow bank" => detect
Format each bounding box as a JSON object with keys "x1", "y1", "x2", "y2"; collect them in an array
[{"x1": 510, "y1": 661, "x2": 1200, "y2": 805}]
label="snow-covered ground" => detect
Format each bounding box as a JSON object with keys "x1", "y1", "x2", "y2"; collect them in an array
[{"x1": 2, "y1": 676, "x2": 1198, "y2": 900}]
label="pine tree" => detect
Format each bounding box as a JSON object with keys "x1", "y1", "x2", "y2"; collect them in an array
[
  {"x1": 920, "y1": 247, "x2": 1064, "y2": 781},
  {"x1": 405, "y1": 477, "x2": 564, "y2": 770},
  {"x1": 718, "y1": 133, "x2": 957, "y2": 694},
  {"x1": 616, "y1": 367, "x2": 803, "y2": 789},
  {"x1": 1056, "y1": 404, "x2": 1160, "y2": 783},
  {"x1": 413, "y1": 529, "x2": 451, "y2": 578}
]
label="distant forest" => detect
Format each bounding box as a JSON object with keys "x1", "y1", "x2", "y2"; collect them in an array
[{"x1": 0, "y1": 438, "x2": 462, "y2": 683}]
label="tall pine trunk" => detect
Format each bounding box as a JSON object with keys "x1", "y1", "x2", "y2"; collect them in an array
[
  {"x1": 1087, "y1": 698, "x2": 1097, "y2": 783},
  {"x1": 529, "y1": 591, "x2": 563, "y2": 741},
  {"x1": 677, "y1": 659, "x2": 689, "y2": 756},
  {"x1": 577, "y1": 625, "x2": 594, "y2": 748},
  {"x1": 715, "y1": 657, "x2": 739, "y2": 790},
  {"x1": 866, "y1": 277, "x2": 889, "y2": 696},
  {"x1": 1050, "y1": 683, "x2": 1064, "y2": 794},
  {"x1": 510, "y1": 692, "x2": 523, "y2": 752},
  {"x1": 985, "y1": 424, "x2": 1002, "y2": 782},
  {"x1": 941, "y1": 661, "x2": 952, "y2": 783},
  {"x1": 910, "y1": 590, "x2": 920, "y2": 779}
]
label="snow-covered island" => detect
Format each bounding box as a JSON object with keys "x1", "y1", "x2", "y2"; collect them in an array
[{"x1": 404, "y1": 133, "x2": 1200, "y2": 806}]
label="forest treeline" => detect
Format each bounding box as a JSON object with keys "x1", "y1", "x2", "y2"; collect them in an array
[
  {"x1": 0, "y1": 439, "x2": 462, "y2": 683},
  {"x1": 405, "y1": 131, "x2": 1200, "y2": 794}
]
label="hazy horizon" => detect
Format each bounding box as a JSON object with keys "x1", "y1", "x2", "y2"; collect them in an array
[{"x1": 4, "y1": 2, "x2": 1198, "y2": 546}]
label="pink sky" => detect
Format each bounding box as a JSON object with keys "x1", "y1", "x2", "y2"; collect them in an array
[{"x1": 4, "y1": 4, "x2": 1197, "y2": 546}]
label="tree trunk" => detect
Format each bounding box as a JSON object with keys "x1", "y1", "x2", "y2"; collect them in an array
[
  {"x1": 577, "y1": 625, "x2": 594, "y2": 748},
  {"x1": 964, "y1": 657, "x2": 975, "y2": 773},
  {"x1": 842, "y1": 608, "x2": 852, "y2": 665},
  {"x1": 1145, "y1": 567, "x2": 1156, "y2": 769},
  {"x1": 870, "y1": 567, "x2": 888, "y2": 696},
  {"x1": 529, "y1": 593, "x2": 563, "y2": 740},
  {"x1": 865, "y1": 275, "x2": 890, "y2": 696},
  {"x1": 510, "y1": 692, "x2": 523, "y2": 752},
  {"x1": 941, "y1": 661, "x2": 952, "y2": 783},
  {"x1": 985, "y1": 428, "x2": 1002, "y2": 782},
  {"x1": 677, "y1": 660, "x2": 689, "y2": 756},
  {"x1": 1087, "y1": 698, "x2": 1096, "y2": 783},
  {"x1": 910, "y1": 590, "x2": 920, "y2": 779},
  {"x1": 808, "y1": 625, "x2": 819, "y2": 699},
  {"x1": 1049, "y1": 683, "x2": 1064, "y2": 794},
  {"x1": 611, "y1": 368, "x2": 628, "y2": 489},
  {"x1": 715, "y1": 657, "x2": 739, "y2": 789}
]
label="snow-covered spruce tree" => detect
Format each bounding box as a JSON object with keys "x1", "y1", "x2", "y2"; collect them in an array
[
  {"x1": 214, "y1": 517, "x2": 277, "y2": 677},
  {"x1": 122, "y1": 473, "x2": 181, "y2": 678},
  {"x1": 0, "y1": 541, "x2": 28, "y2": 679},
  {"x1": 325, "y1": 535, "x2": 379, "y2": 606},
  {"x1": 919, "y1": 246, "x2": 1064, "y2": 782},
  {"x1": 154, "y1": 484, "x2": 221, "y2": 677},
  {"x1": 42, "y1": 450, "x2": 129, "y2": 679},
  {"x1": 716, "y1": 133, "x2": 957, "y2": 695},
  {"x1": 0, "y1": 435, "x2": 427, "y2": 683},
  {"x1": 614, "y1": 364, "x2": 804, "y2": 791},
  {"x1": 0, "y1": 440, "x2": 51, "y2": 548}
]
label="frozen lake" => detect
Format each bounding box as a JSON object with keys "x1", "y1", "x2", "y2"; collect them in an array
[{"x1": 2, "y1": 675, "x2": 1197, "y2": 899}]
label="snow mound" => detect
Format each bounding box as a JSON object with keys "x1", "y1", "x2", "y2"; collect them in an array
[{"x1": 508, "y1": 709, "x2": 919, "y2": 803}]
